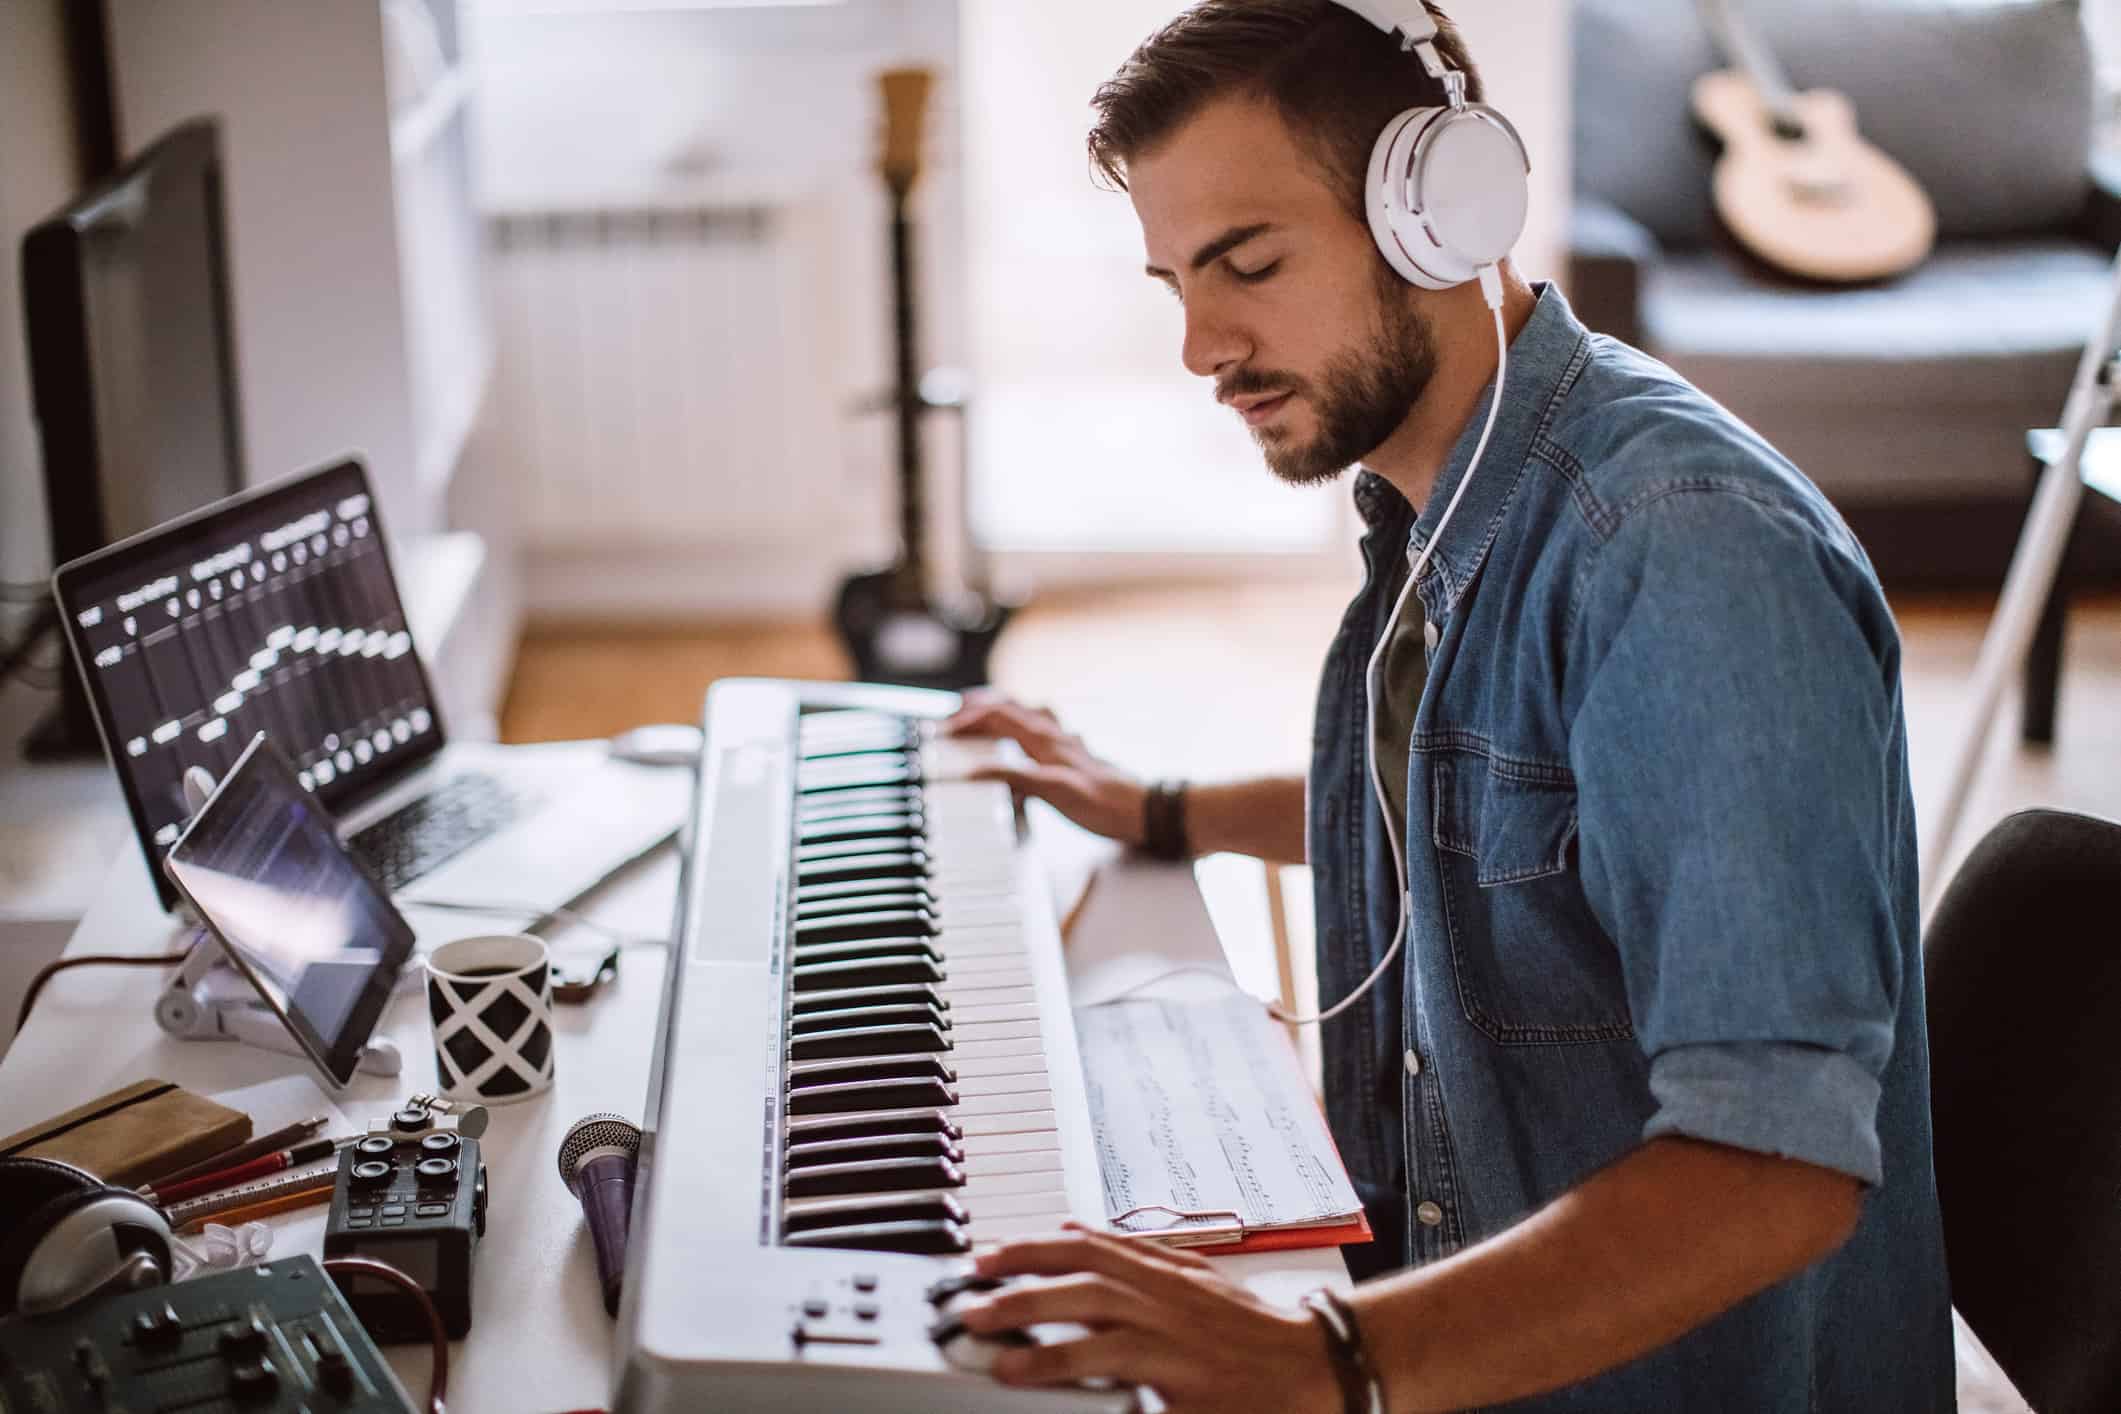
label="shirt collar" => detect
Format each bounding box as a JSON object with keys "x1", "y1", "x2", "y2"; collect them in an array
[{"x1": 1394, "y1": 282, "x2": 1589, "y2": 620}]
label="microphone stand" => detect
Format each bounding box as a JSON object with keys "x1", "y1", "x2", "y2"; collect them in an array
[{"x1": 1920, "y1": 245, "x2": 2121, "y2": 912}]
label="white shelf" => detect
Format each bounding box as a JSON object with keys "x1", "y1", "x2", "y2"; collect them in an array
[{"x1": 391, "y1": 65, "x2": 474, "y2": 165}]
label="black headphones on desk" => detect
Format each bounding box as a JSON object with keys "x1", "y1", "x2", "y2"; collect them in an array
[{"x1": 0, "y1": 1156, "x2": 173, "y2": 1318}]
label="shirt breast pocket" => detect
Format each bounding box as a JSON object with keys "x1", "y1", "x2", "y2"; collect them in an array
[{"x1": 1427, "y1": 749, "x2": 1634, "y2": 1045}]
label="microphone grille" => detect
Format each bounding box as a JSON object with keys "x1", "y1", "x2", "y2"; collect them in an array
[{"x1": 557, "y1": 1111, "x2": 642, "y2": 1189}]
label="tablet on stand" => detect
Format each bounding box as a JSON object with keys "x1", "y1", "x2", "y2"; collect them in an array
[{"x1": 159, "y1": 732, "x2": 411, "y2": 1089}]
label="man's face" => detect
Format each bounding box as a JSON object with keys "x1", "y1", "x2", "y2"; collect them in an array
[{"x1": 1129, "y1": 96, "x2": 1436, "y2": 486}]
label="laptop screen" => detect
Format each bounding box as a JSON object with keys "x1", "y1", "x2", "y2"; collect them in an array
[{"x1": 54, "y1": 458, "x2": 444, "y2": 910}]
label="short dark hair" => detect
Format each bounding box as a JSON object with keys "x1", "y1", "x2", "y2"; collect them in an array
[{"x1": 1087, "y1": 1, "x2": 1482, "y2": 222}]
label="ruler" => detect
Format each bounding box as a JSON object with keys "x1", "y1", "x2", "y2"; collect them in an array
[{"x1": 163, "y1": 1161, "x2": 338, "y2": 1226}]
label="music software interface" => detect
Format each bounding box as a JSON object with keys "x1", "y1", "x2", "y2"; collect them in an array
[{"x1": 67, "y1": 476, "x2": 438, "y2": 852}]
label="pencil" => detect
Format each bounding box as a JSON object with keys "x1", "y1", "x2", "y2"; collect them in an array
[
  {"x1": 141, "y1": 1115, "x2": 329, "y2": 1194},
  {"x1": 152, "y1": 1136, "x2": 346, "y2": 1205},
  {"x1": 178, "y1": 1180, "x2": 336, "y2": 1234}
]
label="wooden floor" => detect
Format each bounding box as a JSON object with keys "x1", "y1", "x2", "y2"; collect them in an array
[{"x1": 502, "y1": 581, "x2": 2121, "y2": 899}]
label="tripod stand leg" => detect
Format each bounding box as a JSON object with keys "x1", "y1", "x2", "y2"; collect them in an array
[{"x1": 1921, "y1": 248, "x2": 2121, "y2": 910}]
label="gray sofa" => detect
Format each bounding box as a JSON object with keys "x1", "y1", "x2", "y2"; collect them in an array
[{"x1": 1569, "y1": 0, "x2": 2121, "y2": 583}]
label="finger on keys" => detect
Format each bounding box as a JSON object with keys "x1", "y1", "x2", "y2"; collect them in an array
[
  {"x1": 972, "y1": 1230, "x2": 1207, "y2": 1298},
  {"x1": 991, "y1": 1329, "x2": 1178, "y2": 1390},
  {"x1": 943, "y1": 689, "x2": 1013, "y2": 736},
  {"x1": 1061, "y1": 1219, "x2": 1216, "y2": 1271},
  {"x1": 956, "y1": 1272, "x2": 1171, "y2": 1339}
]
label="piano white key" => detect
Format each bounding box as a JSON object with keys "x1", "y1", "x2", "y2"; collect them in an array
[
  {"x1": 956, "y1": 1070, "x2": 1058, "y2": 1098},
  {"x1": 960, "y1": 1128, "x2": 1067, "y2": 1158},
  {"x1": 949, "y1": 1051, "x2": 1052, "y2": 1080},
  {"x1": 961, "y1": 1188, "x2": 1071, "y2": 1220},
  {"x1": 968, "y1": 1213, "x2": 1077, "y2": 1241},
  {"x1": 961, "y1": 1149, "x2": 1064, "y2": 1178},
  {"x1": 949, "y1": 1034, "x2": 1046, "y2": 1059},
  {"x1": 952, "y1": 1019, "x2": 1045, "y2": 1043},
  {"x1": 957, "y1": 1108, "x2": 1059, "y2": 1138},
  {"x1": 966, "y1": 1169, "x2": 1074, "y2": 1198},
  {"x1": 956, "y1": 1090, "x2": 1055, "y2": 1117},
  {"x1": 949, "y1": 1001, "x2": 1044, "y2": 1025}
]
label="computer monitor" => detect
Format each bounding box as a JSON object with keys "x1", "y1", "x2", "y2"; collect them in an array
[{"x1": 21, "y1": 117, "x2": 245, "y2": 757}]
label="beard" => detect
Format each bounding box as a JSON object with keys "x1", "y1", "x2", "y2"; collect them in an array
[{"x1": 1224, "y1": 267, "x2": 1438, "y2": 488}]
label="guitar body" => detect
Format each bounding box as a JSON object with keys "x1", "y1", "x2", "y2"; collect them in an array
[
  {"x1": 833, "y1": 569, "x2": 1013, "y2": 693},
  {"x1": 1692, "y1": 70, "x2": 1935, "y2": 284}
]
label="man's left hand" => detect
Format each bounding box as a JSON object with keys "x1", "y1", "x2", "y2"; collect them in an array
[{"x1": 956, "y1": 1223, "x2": 1341, "y2": 1412}]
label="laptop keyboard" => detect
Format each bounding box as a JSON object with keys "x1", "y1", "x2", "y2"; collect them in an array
[{"x1": 349, "y1": 772, "x2": 532, "y2": 893}]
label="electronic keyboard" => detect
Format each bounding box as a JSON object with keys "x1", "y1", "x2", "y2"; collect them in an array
[{"x1": 616, "y1": 679, "x2": 1133, "y2": 1412}]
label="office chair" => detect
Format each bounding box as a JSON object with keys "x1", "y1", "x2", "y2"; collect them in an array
[{"x1": 1925, "y1": 808, "x2": 2121, "y2": 1414}]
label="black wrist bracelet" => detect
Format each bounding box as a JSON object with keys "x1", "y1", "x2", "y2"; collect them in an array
[
  {"x1": 1141, "y1": 778, "x2": 1191, "y2": 861},
  {"x1": 1300, "y1": 1289, "x2": 1383, "y2": 1414}
]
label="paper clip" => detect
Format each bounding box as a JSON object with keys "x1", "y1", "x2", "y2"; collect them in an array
[{"x1": 1109, "y1": 1203, "x2": 1248, "y2": 1247}]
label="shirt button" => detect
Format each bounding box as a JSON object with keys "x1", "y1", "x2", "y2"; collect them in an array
[
  {"x1": 1402, "y1": 1049, "x2": 1422, "y2": 1078},
  {"x1": 1416, "y1": 1201, "x2": 1445, "y2": 1228}
]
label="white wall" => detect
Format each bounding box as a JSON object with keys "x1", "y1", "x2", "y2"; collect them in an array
[
  {"x1": 957, "y1": 0, "x2": 1568, "y2": 559},
  {"x1": 0, "y1": 0, "x2": 82, "y2": 608}
]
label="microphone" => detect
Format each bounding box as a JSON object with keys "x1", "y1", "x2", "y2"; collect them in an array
[{"x1": 556, "y1": 1112, "x2": 641, "y2": 1317}]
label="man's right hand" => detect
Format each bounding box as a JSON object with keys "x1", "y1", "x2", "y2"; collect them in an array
[{"x1": 944, "y1": 690, "x2": 1148, "y2": 846}]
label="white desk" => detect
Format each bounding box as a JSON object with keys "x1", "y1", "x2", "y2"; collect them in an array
[{"x1": 0, "y1": 803, "x2": 1345, "y2": 1412}]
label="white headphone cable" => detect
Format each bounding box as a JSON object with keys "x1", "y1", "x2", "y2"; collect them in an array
[{"x1": 1271, "y1": 264, "x2": 1510, "y2": 1026}]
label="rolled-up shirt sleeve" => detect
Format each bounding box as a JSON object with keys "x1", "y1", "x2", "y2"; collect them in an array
[{"x1": 1565, "y1": 485, "x2": 1908, "y2": 1187}]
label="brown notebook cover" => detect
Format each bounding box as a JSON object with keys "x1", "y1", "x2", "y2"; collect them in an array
[{"x1": 0, "y1": 1079, "x2": 251, "y2": 1188}]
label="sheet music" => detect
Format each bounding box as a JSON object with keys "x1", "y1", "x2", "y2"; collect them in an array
[{"x1": 1076, "y1": 996, "x2": 1361, "y2": 1237}]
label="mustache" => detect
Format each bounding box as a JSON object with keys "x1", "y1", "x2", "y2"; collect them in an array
[{"x1": 1215, "y1": 368, "x2": 1308, "y2": 405}]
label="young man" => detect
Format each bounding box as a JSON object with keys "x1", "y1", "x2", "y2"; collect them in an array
[{"x1": 943, "y1": 2, "x2": 1955, "y2": 1410}]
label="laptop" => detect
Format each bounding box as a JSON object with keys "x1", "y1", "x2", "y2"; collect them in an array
[{"x1": 53, "y1": 456, "x2": 688, "y2": 923}]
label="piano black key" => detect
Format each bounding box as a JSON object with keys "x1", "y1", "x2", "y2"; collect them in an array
[
  {"x1": 794, "y1": 883, "x2": 937, "y2": 913},
  {"x1": 784, "y1": 1108, "x2": 963, "y2": 1144},
  {"x1": 797, "y1": 852, "x2": 932, "y2": 888},
  {"x1": 784, "y1": 1221, "x2": 970, "y2": 1256},
  {"x1": 789, "y1": 1002, "x2": 950, "y2": 1036},
  {"x1": 788, "y1": 1055, "x2": 956, "y2": 1088},
  {"x1": 786, "y1": 1133, "x2": 965, "y2": 1169},
  {"x1": 793, "y1": 938, "x2": 944, "y2": 968},
  {"x1": 795, "y1": 909, "x2": 939, "y2": 943},
  {"x1": 796, "y1": 838, "x2": 932, "y2": 867},
  {"x1": 797, "y1": 814, "x2": 925, "y2": 846},
  {"x1": 791, "y1": 956, "x2": 946, "y2": 992},
  {"x1": 786, "y1": 1076, "x2": 959, "y2": 1114},
  {"x1": 797, "y1": 789, "x2": 923, "y2": 822},
  {"x1": 781, "y1": 1191, "x2": 967, "y2": 1233},
  {"x1": 788, "y1": 1023, "x2": 953, "y2": 1062},
  {"x1": 790, "y1": 983, "x2": 948, "y2": 1015},
  {"x1": 798, "y1": 736, "x2": 919, "y2": 763},
  {"x1": 797, "y1": 764, "x2": 917, "y2": 794},
  {"x1": 785, "y1": 1156, "x2": 965, "y2": 1199}
]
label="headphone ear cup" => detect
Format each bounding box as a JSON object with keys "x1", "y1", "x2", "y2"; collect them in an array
[
  {"x1": 0, "y1": 1156, "x2": 172, "y2": 1318},
  {"x1": 1367, "y1": 102, "x2": 1531, "y2": 289}
]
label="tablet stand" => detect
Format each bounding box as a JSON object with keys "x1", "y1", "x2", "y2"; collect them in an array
[{"x1": 152, "y1": 934, "x2": 404, "y2": 1078}]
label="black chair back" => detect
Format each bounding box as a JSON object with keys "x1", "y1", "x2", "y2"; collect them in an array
[{"x1": 1926, "y1": 808, "x2": 2121, "y2": 1414}]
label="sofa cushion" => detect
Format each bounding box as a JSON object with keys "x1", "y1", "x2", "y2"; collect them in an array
[
  {"x1": 1573, "y1": 0, "x2": 2094, "y2": 247},
  {"x1": 1638, "y1": 239, "x2": 2113, "y2": 497}
]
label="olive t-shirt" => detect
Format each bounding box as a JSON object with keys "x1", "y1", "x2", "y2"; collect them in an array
[{"x1": 1371, "y1": 552, "x2": 1431, "y2": 836}]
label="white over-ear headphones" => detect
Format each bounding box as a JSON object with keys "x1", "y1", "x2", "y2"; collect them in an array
[{"x1": 1331, "y1": 0, "x2": 1530, "y2": 290}]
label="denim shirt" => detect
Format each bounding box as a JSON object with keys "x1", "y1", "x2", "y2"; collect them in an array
[{"x1": 1308, "y1": 286, "x2": 1955, "y2": 1410}]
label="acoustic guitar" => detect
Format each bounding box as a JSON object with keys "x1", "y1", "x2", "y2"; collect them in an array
[
  {"x1": 1690, "y1": 0, "x2": 1935, "y2": 284},
  {"x1": 831, "y1": 67, "x2": 1014, "y2": 691}
]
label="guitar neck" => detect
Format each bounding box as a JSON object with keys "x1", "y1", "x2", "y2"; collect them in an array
[{"x1": 1696, "y1": 0, "x2": 1798, "y2": 117}]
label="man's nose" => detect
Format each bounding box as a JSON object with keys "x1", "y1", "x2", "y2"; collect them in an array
[{"x1": 1181, "y1": 297, "x2": 1248, "y2": 379}]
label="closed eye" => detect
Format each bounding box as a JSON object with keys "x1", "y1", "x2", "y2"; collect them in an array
[{"x1": 1231, "y1": 259, "x2": 1281, "y2": 285}]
